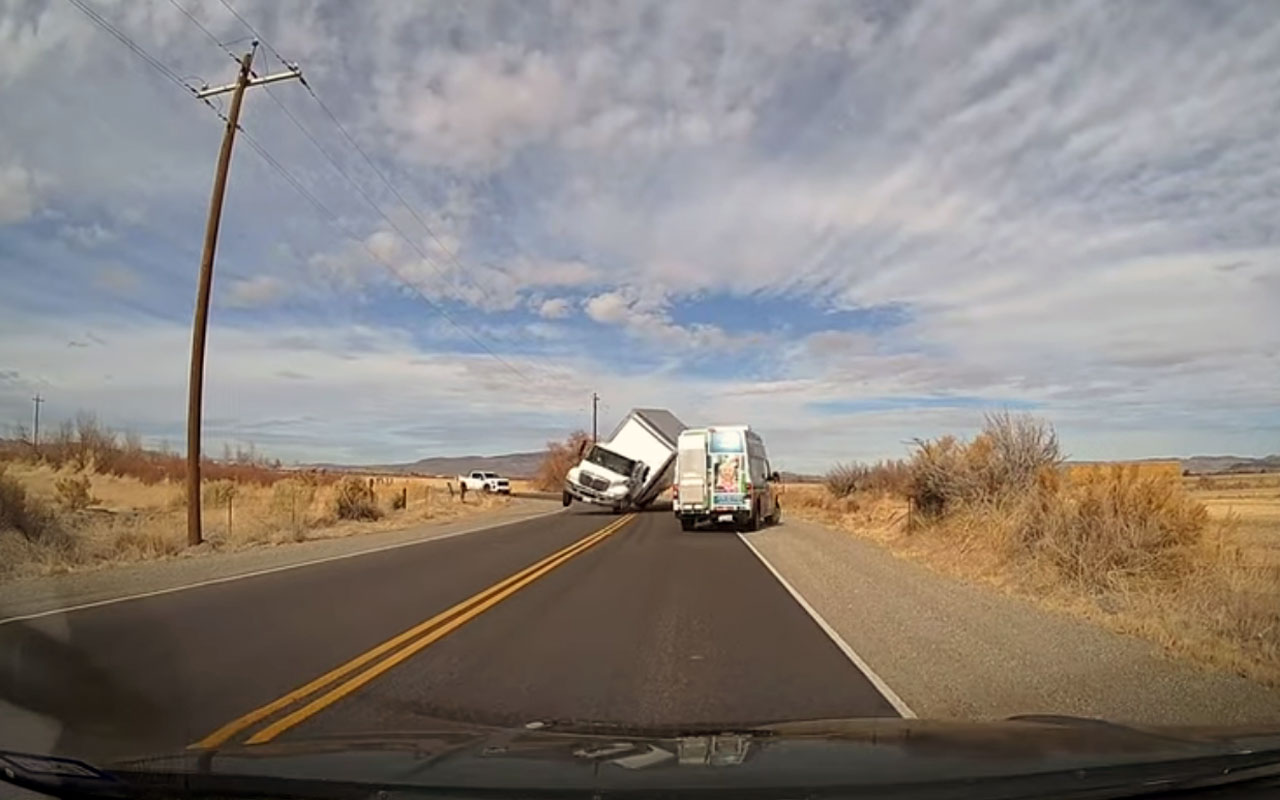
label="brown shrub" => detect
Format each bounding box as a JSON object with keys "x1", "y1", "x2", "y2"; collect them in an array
[
  {"x1": 1021, "y1": 466, "x2": 1208, "y2": 589},
  {"x1": 825, "y1": 460, "x2": 910, "y2": 498},
  {"x1": 536, "y1": 430, "x2": 592, "y2": 492},
  {"x1": 54, "y1": 473, "x2": 96, "y2": 511},
  {"x1": 905, "y1": 414, "x2": 1207, "y2": 591},
  {"x1": 0, "y1": 466, "x2": 59, "y2": 540},
  {"x1": 908, "y1": 412, "x2": 1062, "y2": 516},
  {"x1": 334, "y1": 476, "x2": 381, "y2": 520}
]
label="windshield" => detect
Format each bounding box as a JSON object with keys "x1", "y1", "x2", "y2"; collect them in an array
[
  {"x1": 584, "y1": 445, "x2": 635, "y2": 477},
  {"x1": 3, "y1": 1, "x2": 1279, "y2": 795}
]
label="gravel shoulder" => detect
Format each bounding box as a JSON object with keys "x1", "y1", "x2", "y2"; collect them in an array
[
  {"x1": 0, "y1": 499, "x2": 561, "y2": 622},
  {"x1": 744, "y1": 516, "x2": 1280, "y2": 725}
]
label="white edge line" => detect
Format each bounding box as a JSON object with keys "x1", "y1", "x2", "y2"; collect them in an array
[
  {"x1": 736, "y1": 531, "x2": 917, "y2": 719},
  {"x1": 0, "y1": 507, "x2": 566, "y2": 626}
]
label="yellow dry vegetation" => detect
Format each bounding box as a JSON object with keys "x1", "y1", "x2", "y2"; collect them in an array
[
  {"x1": 786, "y1": 424, "x2": 1280, "y2": 687},
  {"x1": 1067, "y1": 460, "x2": 1183, "y2": 482},
  {"x1": 0, "y1": 463, "x2": 514, "y2": 581}
]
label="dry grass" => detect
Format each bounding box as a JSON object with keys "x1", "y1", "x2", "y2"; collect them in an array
[
  {"x1": 0, "y1": 464, "x2": 512, "y2": 581},
  {"x1": 786, "y1": 415, "x2": 1280, "y2": 687},
  {"x1": 1068, "y1": 460, "x2": 1183, "y2": 482}
]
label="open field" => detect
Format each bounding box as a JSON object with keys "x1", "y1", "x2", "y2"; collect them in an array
[
  {"x1": 0, "y1": 462, "x2": 518, "y2": 581},
  {"x1": 1189, "y1": 471, "x2": 1280, "y2": 568}
]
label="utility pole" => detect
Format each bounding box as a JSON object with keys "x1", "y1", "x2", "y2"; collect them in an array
[
  {"x1": 186, "y1": 46, "x2": 301, "y2": 547},
  {"x1": 31, "y1": 394, "x2": 43, "y2": 453},
  {"x1": 592, "y1": 392, "x2": 599, "y2": 443}
]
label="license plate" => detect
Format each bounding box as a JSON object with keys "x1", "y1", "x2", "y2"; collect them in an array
[{"x1": 718, "y1": 514, "x2": 733, "y2": 522}]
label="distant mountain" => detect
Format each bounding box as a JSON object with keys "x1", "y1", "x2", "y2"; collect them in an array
[
  {"x1": 1179, "y1": 454, "x2": 1280, "y2": 475},
  {"x1": 305, "y1": 451, "x2": 545, "y2": 478}
]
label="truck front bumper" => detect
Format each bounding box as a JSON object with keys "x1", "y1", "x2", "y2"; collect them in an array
[{"x1": 565, "y1": 481, "x2": 623, "y2": 507}]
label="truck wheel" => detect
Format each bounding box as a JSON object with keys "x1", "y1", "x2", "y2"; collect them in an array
[
  {"x1": 482, "y1": 484, "x2": 492, "y2": 494},
  {"x1": 680, "y1": 517, "x2": 696, "y2": 532},
  {"x1": 747, "y1": 502, "x2": 762, "y2": 532},
  {"x1": 562, "y1": 491, "x2": 572, "y2": 507},
  {"x1": 611, "y1": 505, "x2": 623, "y2": 515}
]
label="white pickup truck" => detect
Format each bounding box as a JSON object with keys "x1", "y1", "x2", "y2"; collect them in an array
[{"x1": 457, "y1": 471, "x2": 510, "y2": 494}]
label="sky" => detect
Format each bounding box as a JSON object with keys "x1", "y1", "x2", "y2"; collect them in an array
[{"x1": 1, "y1": 0, "x2": 1278, "y2": 472}]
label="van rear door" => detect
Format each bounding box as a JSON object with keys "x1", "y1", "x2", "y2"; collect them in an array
[{"x1": 677, "y1": 432, "x2": 709, "y2": 511}]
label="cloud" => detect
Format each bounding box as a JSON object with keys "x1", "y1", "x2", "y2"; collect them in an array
[
  {"x1": 376, "y1": 47, "x2": 571, "y2": 170},
  {"x1": 59, "y1": 222, "x2": 116, "y2": 248},
  {"x1": 538, "y1": 297, "x2": 572, "y2": 319},
  {"x1": 226, "y1": 276, "x2": 288, "y2": 308},
  {"x1": 0, "y1": 160, "x2": 37, "y2": 223},
  {"x1": 583, "y1": 289, "x2": 740, "y2": 350},
  {"x1": 3, "y1": 2, "x2": 1279, "y2": 466}
]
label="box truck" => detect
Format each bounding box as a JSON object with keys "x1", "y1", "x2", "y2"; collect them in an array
[{"x1": 563, "y1": 408, "x2": 686, "y2": 512}]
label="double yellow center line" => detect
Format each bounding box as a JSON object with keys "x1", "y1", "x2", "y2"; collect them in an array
[{"x1": 191, "y1": 514, "x2": 636, "y2": 749}]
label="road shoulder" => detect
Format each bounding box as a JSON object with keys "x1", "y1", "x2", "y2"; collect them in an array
[
  {"x1": 0, "y1": 500, "x2": 561, "y2": 623},
  {"x1": 744, "y1": 517, "x2": 1280, "y2": 725}
]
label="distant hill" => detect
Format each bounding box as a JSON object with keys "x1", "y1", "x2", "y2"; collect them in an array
[
  {"x1": 1066, "y1": 455, "x2": 1280, "y2": 475},
  {"x1": 306, "y1": 451, "x2": 545, "y2": 478},
  {"x1": 1178, "y1": 454, "x2": 1280, "y2": 475}
]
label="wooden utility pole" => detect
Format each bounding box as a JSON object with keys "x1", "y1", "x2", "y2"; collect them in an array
[
  {"x1": 31, "y1": 394, "x2": 43, "y2": 453},
  {"x1": 592, "y1": 392, "x2": 599, "y2": 443},
  {"x1": 186, "y1": 46, "x2": 301, "y2": 546}
]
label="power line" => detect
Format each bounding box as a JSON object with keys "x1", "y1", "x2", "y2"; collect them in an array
[
  {"x1": 298, "y1": 81, "x2": 504, "y2": 309},
  {"x1": 153, "y1": 4, "x2": 577, "y2": 391},
  {"x1": 170, "y1": 15, "x2": 537, "y2": 384},
  {"x1": 63, "y1": 0, "x2": 194, "y2": 93},
  {"x1": 216, "y1": 0, "x2": 287, "y2": 68},
  {"x1": 203, "y1": 2, "x2": 517, "y2": 322},
  {"x1": 165, "y1": 0, "x2": 238, "y2": 60},
  {"x1": 227, "y1": 121, "x2": 536, "y2": 384}
]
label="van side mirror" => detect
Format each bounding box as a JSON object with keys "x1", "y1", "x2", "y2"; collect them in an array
[{"x1": 769, "y1": 472, "x2": 781, "y2": 483}]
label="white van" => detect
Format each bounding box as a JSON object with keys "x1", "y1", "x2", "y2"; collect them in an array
[{"x1": 673, "y1": 425, "x2": 781, "y2": 531}]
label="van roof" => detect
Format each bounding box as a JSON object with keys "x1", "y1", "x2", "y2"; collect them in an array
[{"x1": 681, "y1": 424, "x2": 752, "y2": 434}]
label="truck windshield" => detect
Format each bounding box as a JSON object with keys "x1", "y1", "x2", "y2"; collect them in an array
[{"x1": 585, "y1": 445, "x2": 635, "y2": 477}]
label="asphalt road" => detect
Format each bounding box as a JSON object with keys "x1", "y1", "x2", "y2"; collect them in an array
[{"x1": 0, "y1": 506, "x2": 897, "y2": 762}]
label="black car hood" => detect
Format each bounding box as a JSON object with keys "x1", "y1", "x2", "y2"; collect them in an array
[{"x1": 57, "y1": 715, "x2": 1275, "y2": 799}]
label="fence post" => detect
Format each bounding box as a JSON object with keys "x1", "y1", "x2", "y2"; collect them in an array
[
  {"x1": 401, "y1": 486, "x2": 407, "y2": 509},
  {"x1": 227, "y1": 493, "x2": 233, "y2": 540}
]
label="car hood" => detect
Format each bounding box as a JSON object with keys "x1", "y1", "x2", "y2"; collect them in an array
[{"x1": 49, "y1": 716, "x2": 1280, "y2": 799}]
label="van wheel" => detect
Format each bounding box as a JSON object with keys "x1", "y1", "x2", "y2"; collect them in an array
[
  {"x1": 770, "y1": 501, "x2": 782, "y2": 525},
  {"x1": 746, "y1": 503, "x2": 762, "y2": 532},
  {"x1": 561, "y1": 491, "x2": 572, "y2": 507},
  {"x1": 680, "y1": 517, "x2": 696, "y2": 532}
]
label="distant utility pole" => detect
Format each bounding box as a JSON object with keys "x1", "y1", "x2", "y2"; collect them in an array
[
  {"x1": 592, "y1": 392, "x2": 599, "y2": 443},
  {"x1": 186, "y1": 45, "x2": 301, "y2": 547},
  {"x1": 31, "y1": 394, "x2": 43, "y2": 452}
]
